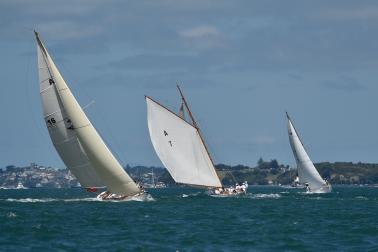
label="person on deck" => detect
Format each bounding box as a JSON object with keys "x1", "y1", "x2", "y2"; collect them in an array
[
  {"x1": 305, "y1": 183, "x2": 310, "y2": 192},
  {"x1": 241, "y1": 181, "x2": 248, "y2": 192}
]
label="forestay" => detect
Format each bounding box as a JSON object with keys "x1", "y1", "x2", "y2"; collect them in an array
[
  {"x1": 146, "y1": 97, "x2": 222, "y2": 188},
  {"x1": 36, "y1": 32, "x2": 140, "y2": 196},
  {"x1": 287, "y1": 114, "x2": 326, "y2": 190}
]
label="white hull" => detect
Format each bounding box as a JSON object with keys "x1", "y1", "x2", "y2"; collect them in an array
[
  {"x1": 307, "y1": 184, "x2": 332, "y2": 194},
  {"x1": 16, "y1": 183, "x2": 28, "y2": 189},
  {"x1": 280, "y1": 184, "x2": 305, "y2": 189},
  {"x1": 311, "y1": 185, "x2": 332, "y2": 193}
]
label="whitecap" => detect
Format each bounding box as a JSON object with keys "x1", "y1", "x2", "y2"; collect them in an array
[
  {"x1": 249, "y1": 193, "x2": 281, "y2": 199},
  {"x1": 3, "y1": 195, "x2": 155, "y2": 203},
  {"x1": 5, "y1": 198, "x2": 58, "y2": 203},
  {"x1": 355, "y1": 196, "x2": 368, "y2": 200},
  {"x1": 7, "y1": 212, "x2": 17, "y2": 218},
  {"x1": 181, "y1": 192, "x2": 201, "y2": 198}
]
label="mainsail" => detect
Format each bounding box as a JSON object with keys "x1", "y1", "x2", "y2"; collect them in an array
[
  {"x1": 286, "y1": 112, "x2": 327, "y2": 191},
  {"x1": 146, "y1": 88, "x2": 222, "y2": 188},
  {"x1": 35, "y1": 31, "x2": 140, "y2": 196}
]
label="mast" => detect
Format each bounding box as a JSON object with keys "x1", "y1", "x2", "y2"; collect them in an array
[
  {"x1": 176, "y1": 85, "x2": 223, "y2": 187},
  {"x1": 177, "y1": 85, "x2": 198, "y2": 128},
  {"x1": 34, "y1": 31, "x2": 55, "y2": 81}
]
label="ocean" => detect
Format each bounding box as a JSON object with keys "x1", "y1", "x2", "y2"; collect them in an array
[{"x1": 0, "y1": 186, "x2": 377, "y2": 251}]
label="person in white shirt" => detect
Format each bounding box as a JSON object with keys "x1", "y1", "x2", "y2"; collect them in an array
[{"x1": 241, "y1": 181, "x2": 248, "y2": 192}]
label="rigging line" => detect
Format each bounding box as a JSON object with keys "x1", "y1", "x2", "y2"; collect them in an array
[
  {"x1": 195, "y1": 118, "x2": 237, "y2": 184},
  {"x1": 28, "y1": 32, "x2": 62, "y2": 168},
  {"x1": 57, "y1": 53, "x2": 129, "y2": 168},
  {"x1": 176, "y1": 84, "x2": 223, "y2": 186},
  {"x1": 25, "y1": 33, "x2": 54, "y2": 149},
  {"x1": 226, "y1": 168, "x2": 238, "y2": 184}
]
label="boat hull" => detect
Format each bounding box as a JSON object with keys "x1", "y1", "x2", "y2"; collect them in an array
[{"x1": 308, "y1": 184, "x2": 332, "y2": 194}]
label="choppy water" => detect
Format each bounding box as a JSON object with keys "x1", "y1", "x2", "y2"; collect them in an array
[{"x1": 0, "y1": 186, "x2": 377, "y2": 251}]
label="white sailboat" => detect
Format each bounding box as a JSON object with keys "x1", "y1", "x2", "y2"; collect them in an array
[
  {"x1": 35, "y1": 31, "x2": 146, "y2": 200},
  {"x1": 286, "y1": 112, "x2": 331, "y2": 193},
  {"x1": 16, "y1": 182, "x2": 28, "y2": 189},
  {"x1": 146, "y1": 86, "x2": 248, "y2": 196}
]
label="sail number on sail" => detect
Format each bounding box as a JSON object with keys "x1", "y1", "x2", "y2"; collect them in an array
[
  {"x1": 163, "y1": 130, "x2": 173, "y2": 147},
  {"x1": 46, "y1": 118, "x2": 56, "y2": 127}
]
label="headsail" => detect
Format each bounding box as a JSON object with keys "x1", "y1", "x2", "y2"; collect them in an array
[
  {"x1": 35, "y1": 31, "x2": 140, "y2": 196},
  {"x1": 286, "y1": 112, "x2": 327, "y2": 191},
  {"x1": 146, "y1": 91, "x2": 222, "y2": 188}
]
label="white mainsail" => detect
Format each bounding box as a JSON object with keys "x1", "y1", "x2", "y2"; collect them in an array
[
  {"x1": 35, "y1": 31, "x2": 140, "y2": 196},
  {"x1": 146, "y1": 94, "x2": 222, "y2": 188},
  {"x1": 286, "y1": 112, "x2": 331, "y2": 192}
]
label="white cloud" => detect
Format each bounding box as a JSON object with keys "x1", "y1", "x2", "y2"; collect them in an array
[
  {"x1": 178, "y1": 25, "x2": 225, "y2": 49},
  {"x1": 37, "y1": 21, "x2": 103, "y2": 40},
  {"x1": 252, "y1": 136, "x2": 276, "y2": 145},
  {"x1": 179, "y1": 25, "x2": 220, "y2": 39},
  {"x1": 321, "y1": 6, "x2": 378, "y2": 20}
]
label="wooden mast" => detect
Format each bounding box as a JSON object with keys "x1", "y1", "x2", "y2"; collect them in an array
[{"x1": 176, "y1": 85, "x2": 223, "y2": 187}]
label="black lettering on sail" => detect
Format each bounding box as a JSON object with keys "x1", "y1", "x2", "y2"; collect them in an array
[
  {"x1": 164, "y1": 130, "x2": 168, "y2": 136},
  {"x1": 66, "y1": 119, "x2": 74, "y2": 130},
  {"x1": 168, "y1": 140, "x2": 172, "y2": 147}
]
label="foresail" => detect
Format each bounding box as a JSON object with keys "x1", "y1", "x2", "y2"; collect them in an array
[
  {"x1": 37, "y1": 42, "x2": 104, "y2": 188},
  {"x1": 287, "y1": 115, "x2": 326, "y2": 189},
  {"x1": 146, "y1": 97, "x2": 222, "y2": 188},
  {"x1": 36, "y1": 32, "x2": 140, "y2": 196}
]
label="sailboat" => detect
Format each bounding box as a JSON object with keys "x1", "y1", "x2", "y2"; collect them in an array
[
  {"x1": 146, "y1": 85, "x2": 248, "y2": 196},
  {"x1": 35, "y1": 31, "x2": 147, "y2": 200},
  {"x1": 286, "y1": 112, "x2": 331, "y2": 193}
]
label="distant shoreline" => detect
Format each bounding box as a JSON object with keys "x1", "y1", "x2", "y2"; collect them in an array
[{"x1": 1, "y1": 160, "x2": 378, "y2": 188}]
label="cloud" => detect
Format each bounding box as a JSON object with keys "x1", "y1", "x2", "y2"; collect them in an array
[
  {"x1": 321, "y1": 6, "x2": 378, "y2": 20},
  {"x1": 178, "y1": 25, "x2": 226, "y2": 49},
  {"x1": 105, "y1": 51, "x2": 235, "y2": 75},
  {"x1": 37, "y1": 21, "x2": 103, "y2": 40},
  {"x1": 251, "y1": 136, "x2": 276, "y2": 145},
  {"x1": 79, "y1": 70, "x2": 218, "y2": 89},
  {"x1": 323, "y1": 76, "x2": 366, "y2": 91},
  {"x1": 108, "y1": 54, "x2": 199, "y2": 71},
  {"x1": 179, "y1": 25, "x2": 220, "y2": 39}
]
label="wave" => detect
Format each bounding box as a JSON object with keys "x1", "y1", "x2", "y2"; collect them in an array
[
  {"x1": 207, "y1": 192, "x2": 282, "y2": 199},
  {"x1": 181, "y1": 192, "x2": 201, "y2": 198},
  {"x1": 248, "y1": 193, "x2": 281, "y2": 199},
  {"x1": 2, "y1": 196, "x2": 155, "y2": 203},
  {"x1": 6, "y1": 212, "x2": 17, "y2": 218},
  {"x1": 355, "y1": 196, "x2": 368, "y2": 200},
  {"x1": 4, "y1": 198, "x2": 60, "y2": 203}
]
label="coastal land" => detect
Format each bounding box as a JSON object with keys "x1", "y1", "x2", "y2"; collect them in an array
[{"x1": 1, "y1": 158, "x2": 377, "y2": 188}]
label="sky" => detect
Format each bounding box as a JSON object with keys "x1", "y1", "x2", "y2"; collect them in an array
[{"x1": 1, "y1": 0, "x2": 378, "y2": 169}]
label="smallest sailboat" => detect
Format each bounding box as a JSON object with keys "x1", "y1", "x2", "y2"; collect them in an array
[{"x1": 286, "y1": 112, "x2": 331, "y2": 193}]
